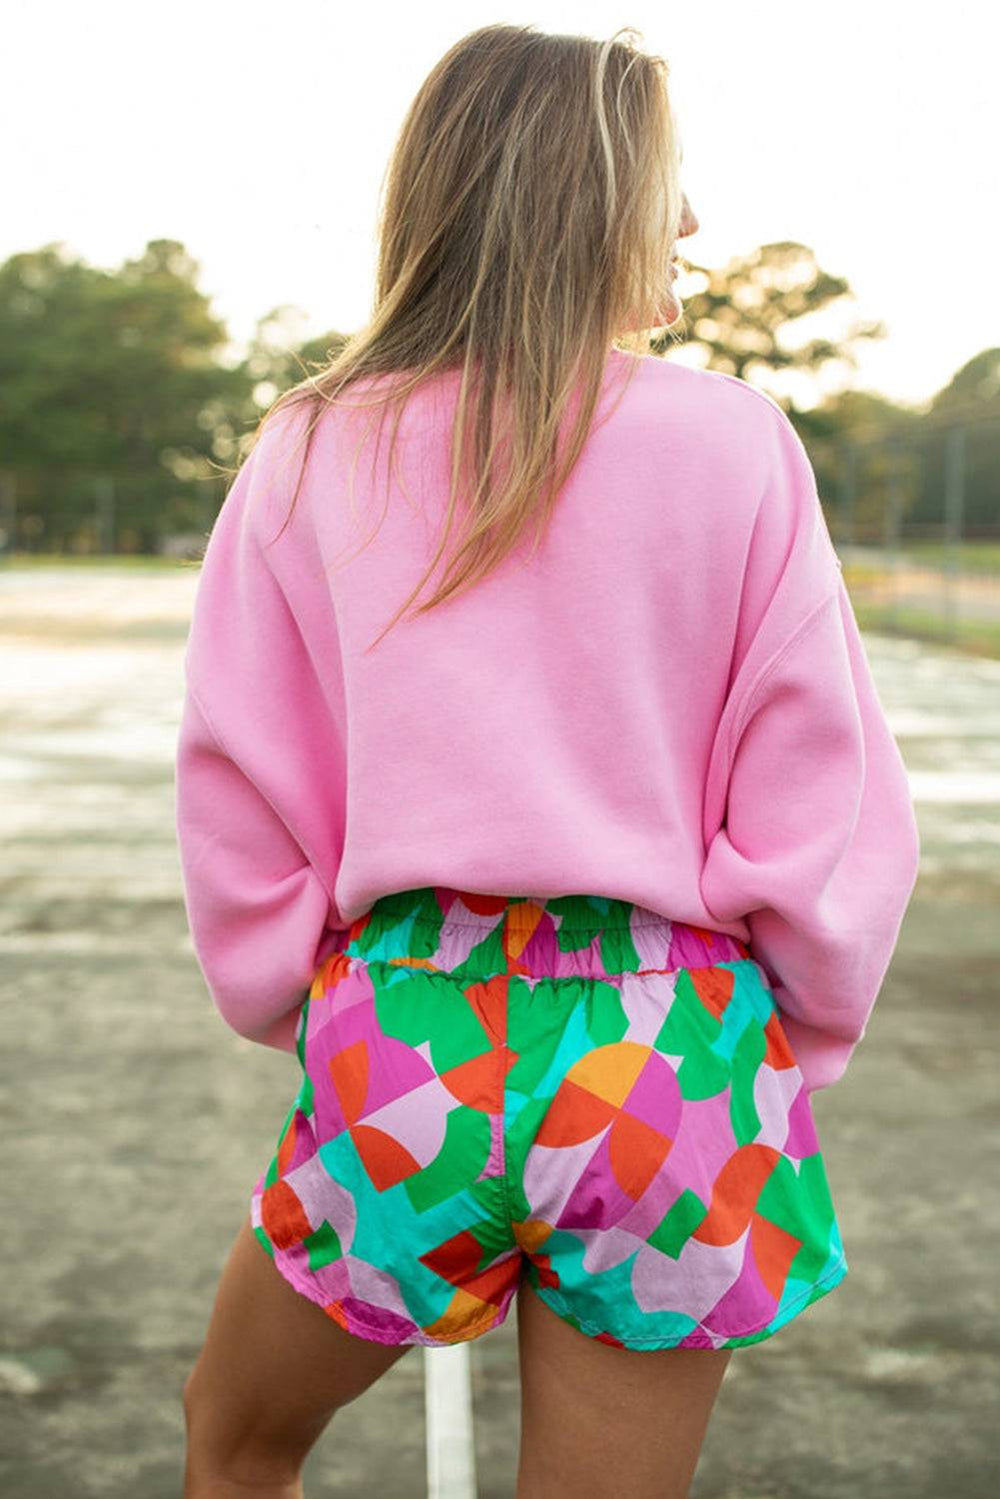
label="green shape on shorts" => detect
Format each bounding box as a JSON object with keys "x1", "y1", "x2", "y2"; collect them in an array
[
  {"x1": 465, "y1": 919, "x2": 510, "y2": 979},
  {"x1": 253, "y1": 1224, "x2": 276, "y2": 1259},
  {"x1": 646, "y1": 1187, "x2": 708, "y2": 1259},
  {"x1": 296, "y1": 1070, "x2": 314, "y2": 1120},
  {"x1": 295, "y1": 1001, "x2": 310, "y2": 1068},
  {"x1": 504, "y1": 983, "x2": 574, "y2": 1093},
  {"x1": 469, "y1": 1208, "x2": 517, "y2": 1269},
  {"x1": 656, "y1": 969, "x2": 723, "y2": 1050},
  {"x1": 304, "y1": 1218, "x2": 343, "y2": 1272},
  {"x1": 404, "y1": 1104, "x2": 492, "y2": 1214},
  {"x1": 655, "y1": 970, "x2": 731, "y2": 1099},
  {"x1": 584, "y1": 978, "x2": 630, "y2": 1048},
  {"x1": 542, "y1": 896, "x2": 609, "y2": 953},
  {"x1": 597, "y1": 922, "x2": 642, "y2": 975},
  {"x1": 676, "y1": 1048, "x2": 732, "y2": 1099},
  {"x1": 373, "y1": 968, "x2": 494, "y2": 1071},
  {"x1": 362, "y1": 890, "x2": 443, "y2": 958},
  {"x1": 756, "y1": 1153, "x2": 835, "y2": 1283},
  {"x1": 729, "y1": 1021, "x2": 766, "y2": 1144}
]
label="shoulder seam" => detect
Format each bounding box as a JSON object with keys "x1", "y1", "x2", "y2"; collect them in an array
[{"x1": 703, "y1": 370, "x2": 787, "y2": 418}]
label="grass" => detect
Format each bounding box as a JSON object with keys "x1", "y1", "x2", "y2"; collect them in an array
[
  {"x1": 0, "y1": 551, "x2": 194, "y2": 570},
  {"x1": 837, "y1": 541, "x2": 1000, "y2": 574},
  {"x1": 851, "y1": 602, "x2": 1000, "y2": 659},
  {"x1": 895, "y1": 541, "x2": 1000, "y2": 575}
]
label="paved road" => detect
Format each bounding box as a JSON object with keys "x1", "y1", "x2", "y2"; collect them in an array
[{"x1": 1, "y1": 568, "x2": 997, "y2": 1498}]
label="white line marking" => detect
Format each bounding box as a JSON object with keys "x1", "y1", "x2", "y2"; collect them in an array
[{"x1": 425, "y1": 1343, "x2": 477, "y2": 1499}]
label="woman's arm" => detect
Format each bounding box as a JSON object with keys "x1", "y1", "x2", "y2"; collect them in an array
[
  {"x1": 701, "y1": 575, "x2": 921, "y2": 1092},
  {"x1": 174, "y1": 408, "x2": 348, "y2": 1051}
]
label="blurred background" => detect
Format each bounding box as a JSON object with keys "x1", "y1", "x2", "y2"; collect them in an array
[{"x1": 2, "y1": 3, "x2": 997, "y2": 1497}]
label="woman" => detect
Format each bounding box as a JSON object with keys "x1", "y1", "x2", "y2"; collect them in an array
[{"x1": 176, "y1": 23, "x2": 919, "y2": 1498}]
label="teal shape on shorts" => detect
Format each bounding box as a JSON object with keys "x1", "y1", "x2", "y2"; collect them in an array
[
  {"x1": 534, "y1": 1228, "x2": 700, "y2": 1345},
  {"x1": 528, "y1": 1003, "x2": 596, "y2": 1101}
]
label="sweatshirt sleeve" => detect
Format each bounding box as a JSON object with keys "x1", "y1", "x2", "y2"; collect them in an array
[
  {"x1": 701, "y1": 572, "x2": 917, "y2": 1091},
  {"x1": 700, "y1": 396, "x2": 921, "y2": 1093},
  {"x1": 174, "y1": 410, "x2": 348, "y2": 1053}
]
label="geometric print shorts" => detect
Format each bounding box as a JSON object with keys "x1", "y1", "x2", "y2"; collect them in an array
[{"x1": 250, "y1": 886, "x2": 849, "y2": 1351}]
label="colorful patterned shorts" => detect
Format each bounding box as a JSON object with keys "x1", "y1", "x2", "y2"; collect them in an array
[{"x1": 250, "y1": 887, "x2": 848, "y2": 1350}]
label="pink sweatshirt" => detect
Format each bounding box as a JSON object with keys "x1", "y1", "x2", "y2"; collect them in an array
[{"x1": 174, "y1": 348, "x2": 920, "y2": 1092}]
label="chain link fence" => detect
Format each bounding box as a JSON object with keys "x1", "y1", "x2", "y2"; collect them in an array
[
  {"x1": 2, "y1": 409, "x2": 999, "y2": 655},
  {"x1": 814, "y1": 410, "x2": 1000, "y2": 654}
]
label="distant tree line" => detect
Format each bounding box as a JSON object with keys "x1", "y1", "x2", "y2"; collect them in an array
[{"x1": 0, "y1": 237, "x2": 997, "y2": 554}]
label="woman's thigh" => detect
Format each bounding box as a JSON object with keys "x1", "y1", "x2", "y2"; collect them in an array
[
  {"x1": 183, "y1": 1214, "x2": 415, "y2": 1483},
  {"x1": 514, "y1": 1277, "x2": 732, "y2": 1499}
]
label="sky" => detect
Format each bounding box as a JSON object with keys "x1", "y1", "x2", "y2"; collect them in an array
[{"x1": 4, "y1": 0, "x2": 997, "y2": 410}]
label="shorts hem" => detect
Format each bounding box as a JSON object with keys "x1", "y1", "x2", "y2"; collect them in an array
[
  {"x1": 529, "y1": 1253, "x2": 850, "y2": 1350},
  {"x1": 252, "y1": 1218, "x2": 509, "y2": 1348}
]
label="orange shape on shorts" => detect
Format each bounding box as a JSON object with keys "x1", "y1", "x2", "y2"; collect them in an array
[
  {"x1": 261, "y1": 1178, "x2": 312, "y2": 1250},
  {"x1": 462, "y1": 1254, "x2": 521, "y2": 1308},
  {"x1": 349, "y1": 1122, "x2": 422, "y2": 1190},
  {"x1": 464, "y1": 974, "x2": 508, "y2": 1045},
  {"x1": 569, "y1": 1041, "x2": 651, "y2": 1109},
  {"x1": 531, "y1": 1252, "x2": 560, "y2": 1291},
  {"x1": 423, "y1": 1286, "x2": 502, "y2": 1342},
  {"x1": 535, "y1": 1076, "x2": 618, "y2": 1146},
  {"x1": 275, "y1": 1111, "x2": 302, "y2": 1177},
  {"x1": 608, "y1": 1112, "x2": 673, "y2": 1200},
  {"x1": 761, "y1": 1009, "x2": 797, "y2": 1071},
  {"x1": 328, "y1": 1039, "x2": 368, "y2": 1125},
  {"x1": 311, "y1": 949, "x2": 352, "y2": 997},
  {"x1": 687, "y1": 965, "x2": 736, "y2": 1021},
  {"x1": 750, "y1": 1212, "x2": 804, "y2": 1301},
  {"x1": 458, "y1": 892, "x2": 512, "y2": 917},
  {"x1": 419, "y1": 1228, "x2": 485, "y2": 1286},
  {"x1": 440, "y1": 1046, "x2": 503, "y2": 1113},
  {"x1": 513, "y1": 1218, "x2": 555, "y2": 1253},
  {"x1": 694, "y1": 1143, "x2": 782, "y2": 1246},
  {"x1": 503, "y1": 901, "x2": 545, "y2": 960}
]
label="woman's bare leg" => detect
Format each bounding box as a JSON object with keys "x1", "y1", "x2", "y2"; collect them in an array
[
  {"x1": 515, "y1": 1278, "x2": 732, "y2": 1499},
  {"x1": 181, "y1": 1214, "x2": 414, "y2": 1497}
]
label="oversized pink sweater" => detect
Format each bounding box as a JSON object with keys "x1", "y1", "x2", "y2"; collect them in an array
[{"x1": 174, "y1": 348, "x2": 920, "y2": 1092}]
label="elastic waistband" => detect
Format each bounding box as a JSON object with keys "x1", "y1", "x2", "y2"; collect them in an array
[
  {"x1": 324, "y1": 886, "x2": 751, "y2": 982},
  {"x1": 374, "y1": 887, "x2": 677, "y2": 930}
]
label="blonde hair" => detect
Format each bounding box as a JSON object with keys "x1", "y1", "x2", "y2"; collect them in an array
[{"x1": 241, "y1": 23, "x2": 685, "y2": 651}]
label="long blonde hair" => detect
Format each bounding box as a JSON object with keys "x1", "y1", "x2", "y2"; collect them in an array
[{"x1": 243, "y1": 23, "x2": 685, "y2": 651}]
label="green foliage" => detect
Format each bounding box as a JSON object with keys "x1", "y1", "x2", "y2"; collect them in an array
[
  {"x1": 0, "y1": 235, "x2": 996, "y2": 554},
  {"x1": 652, "y1": 241, "x2": 999, "y2": 536},
  {"x1": 657, "y1": 240, "x2": 887, "y2": 394},
  {"x1": 0, "y1": 240, "x2": 250, "y2": 550}
]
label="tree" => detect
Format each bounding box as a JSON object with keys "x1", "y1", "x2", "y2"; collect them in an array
[
  {"x1": 0, "y1": 240, "x2": 249, "y2": 549},
  {"x1": 658, "y1": 240, "x2": 886, "y2": 417}
]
